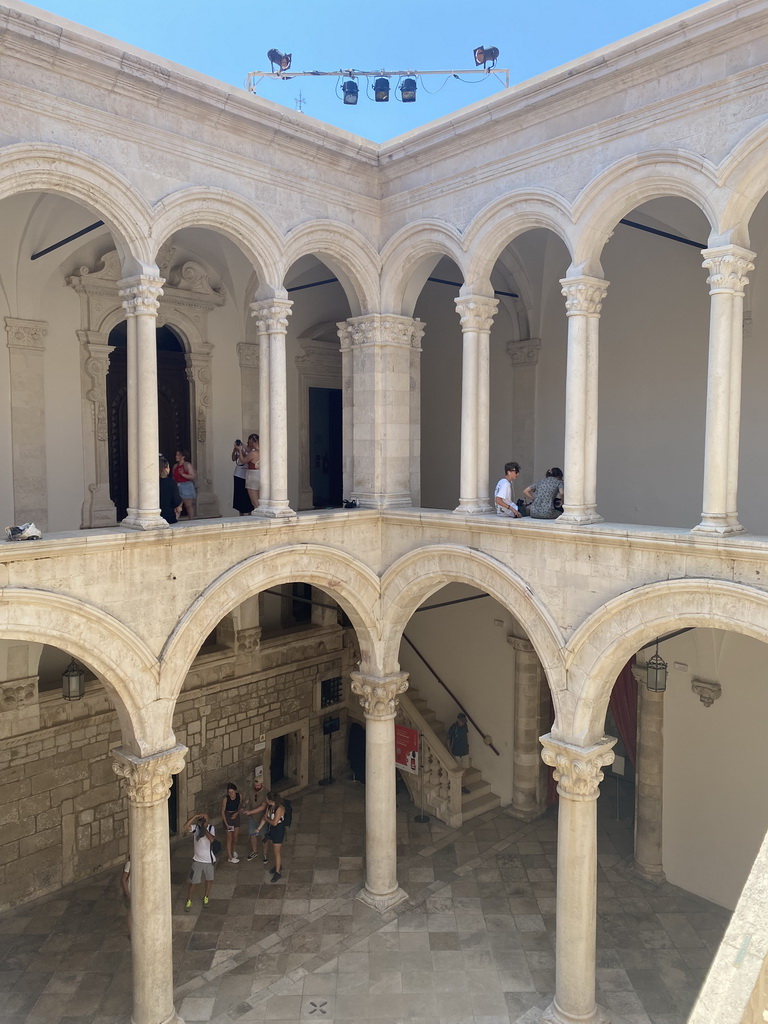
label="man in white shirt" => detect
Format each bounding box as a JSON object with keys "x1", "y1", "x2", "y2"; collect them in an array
[
  {"x1": 494, "y1": 462, "x2": 522, "y2": 517},
  {"x1": 183, "y1": 812, "x2": 216, "y2": 911}
]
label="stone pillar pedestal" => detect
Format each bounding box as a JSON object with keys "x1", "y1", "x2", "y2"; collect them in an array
[
  {"x1": 454, "y1": 296, "x2": 498, "y2": 513},
  {"x1": 558, "y1": 278, "x2": 608, "y2": 526},
  {"x1": 509, "y1": 635, "x2": 547, "y2": 820},
  {"x1": 351, "y1": 671, "x2": 409, "y2": 912},
  {"x1": 631, "y1": 664, "x2": 666, "y2": 883},
  {"x1": 250, "y1": 299, "x2": 296, "y2": 519},
  {"x1": 119, "y1": 275, "x2": 168, "y2": 531},
  {"x1": 5, "y1": 319, "x2": 49, "y2": 529},
  {"x1": 112, "y1": 744, "x2": 188, "y2": 1024},
  {"x1": 693, "y1": 245, "x2": 755, "y2": 535},
  {"x1": 540, "y1": 734, "x2": 616, "y2": 1024},
  {"x1": 338, "y1": 315, "x2": 423, "y2": 509}
]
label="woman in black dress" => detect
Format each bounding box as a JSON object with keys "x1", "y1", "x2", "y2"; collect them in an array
[{"x1": 262, "y1": 791, "x2": 286, "y2": 882}]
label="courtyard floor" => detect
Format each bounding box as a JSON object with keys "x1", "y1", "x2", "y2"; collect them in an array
[{"x1": 0, "y1": 778, "x2": 729, "y2": 1024}]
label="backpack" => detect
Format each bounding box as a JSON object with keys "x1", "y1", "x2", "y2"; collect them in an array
[
  {"x1": 282, "y1": 799, "x2": 293, "y2": 828},
  {"x1": 210, "y1": 838, "x2": 222, "y2": 858}
]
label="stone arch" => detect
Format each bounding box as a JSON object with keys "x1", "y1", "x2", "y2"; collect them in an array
[
  {"x1": 379, "y1": 221, "x2": 466, "y2": 316},
  {"x1": 160, "y1": 544, "x2": 383, "y2": 701},
  {"x1": 463, "y1": 191, "x2": 576, "y2": 294},
  {"x1": 379, "y1": 544, "x2": 566, "y2": 689},
  {"x1": 0, "y1": 142, "x2": 153, "y2": 267},
  {"x1": 0, "y1": 587, "x2": 165, "y2": 756},
  {"x1": 281, "y1": 220, "x2": 381, "y2": 317},
  {"x1": 565, "y1": 578, "x2": 768, "y2": 746},
  {"x1": 150, "y1": 186, "x2": 283, "y2": 292},
  {"x1": 718, "y1": 124, "x2": 768, "y2": 245},
  {"x1": 571, "y1": 152, "x2": 721, "y2": 276}
]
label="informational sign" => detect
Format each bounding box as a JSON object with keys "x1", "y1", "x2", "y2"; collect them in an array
[{"x1": 395, "y1": 724, "x2": 419, "y2": 774}]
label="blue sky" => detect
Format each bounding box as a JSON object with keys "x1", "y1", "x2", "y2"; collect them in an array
[{"x1": 32, "y1": 0, "x2": 701, "y2": 142}]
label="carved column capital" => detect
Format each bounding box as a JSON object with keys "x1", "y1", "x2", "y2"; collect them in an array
[
  {"x1": 337, "y1": 314, "x2": 424, "y2": 350},
  {"x1": 507, "y1": 635, "x2": 535, "y2": 653},
  {"x1": 237, "y1": 341, "x2": 260, "y2": 368},
  {"x1": 112, "y1": 744, "x2": 187, "y2": 806},
  {"x1": 702, "y1": 245, "x2": 755, "y2": 296},
  {"x1": 118, "y1": 275, "x2": 164, "y2": 316},
  {"x1": 507, "y1": 337, "x2": 541, "y2": 366},
  {"x1": 351, "y1": 671, "x2": 408, "y2": 719},
  {"x1": 5, "y1": 318, "x2": 48, "y2": 351},
  {"x1": 454, "y1": 295, "x2": 499, "y2": 332},
  {"x1": 560, "y1": 276, "x2": 609, "y2": 316},
  {"x1": 0, "y1": 678, "x2": 37, "y2": 710},
  {"x1": 250, "y1": 298, "x2": 293, "y2": 334},
  {"x1": 540, "y1": 734, "x2": 616, "y2": 801}
]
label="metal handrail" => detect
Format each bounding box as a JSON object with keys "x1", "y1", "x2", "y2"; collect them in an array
[{"x1": 402, "y1": 633, "x2": 500, "y2": 756}]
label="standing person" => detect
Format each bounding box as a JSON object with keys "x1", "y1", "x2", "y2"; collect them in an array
[
  {"x1": 235, "y1": 434, "x2": 261, "y2": 510},
  {"x1": 494, "y1": 462, "x2": 522, "y2": 517},
  {"x1": 262, "y1": 791, "x2": 286, "y2": 883},
  {"x1": 183, "y1": 811, "x2": 216, "y2": 911},
  {"x1": 231, "y1": 437, "x2": 253, "y2": 515},
  {"x1": 244, "y1": 776, "x2": 268, "y2": 862},
  {"x1": 220, "y1": 783, "x2": 241, "y2": 863},
  {"x1": 447, "y1": 713, "x2": 471, "y2": 794},
  {"x1": 173, "y1": 449, "x2": 197, "y2": 519},
  {"x1": 159, "y1": 457, "x2": 182, "y2": 524},
  {"x1": 523, "y1": 467, "x2": 565, "y2": 519}
]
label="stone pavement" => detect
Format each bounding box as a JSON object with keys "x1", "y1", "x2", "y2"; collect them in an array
[{"x1": 0, "y1": 778, "x2": 730, "y2": 1024}]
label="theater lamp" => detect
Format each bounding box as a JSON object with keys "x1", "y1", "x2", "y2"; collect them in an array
[
  {"x1": 342, "y1": 80, "x2": 359, "y2": 105},
  {"x1": 645, "y1": 643, "x2": 668, "y2": 693},
  {"x1": 267, "y1": 48, "x2": 292, "y2": 72},
  {"x1": 400, "y1": 77, "x2": 417, "y2": 102},
  {"x1": 62, "y1": 659, "x2": 85, "y2": 700},
  {"x1": 473, "y1": 45, "x2": 499, "y2": 67},
  {"x1": 374, "y1": 77, "x2": 390, "y2": 102}
]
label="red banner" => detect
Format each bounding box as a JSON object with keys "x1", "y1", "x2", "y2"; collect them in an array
[{"x1": 395, "y1": 724, "x2": 419, "y2": 774}]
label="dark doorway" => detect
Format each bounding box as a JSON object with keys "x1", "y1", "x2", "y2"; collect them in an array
[
  {"x1": 168, "y1": 774, "x2": 179, "y2": 834},
  {"x1": 309, "y1": 387, "x2": 342, "y2": 507},
  {"x1": 106, "y1": 323, "x2": 190, "y2": 520},
  {"x1": 270, "y1": 734, "x2": 286, "y2": 785}
]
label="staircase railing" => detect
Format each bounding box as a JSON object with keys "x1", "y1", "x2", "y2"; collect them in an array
[
  {"x1": 398, "y1": 690, "x2": 464, "y2": 828},
  {"x1": 403, "y1": 633, "x2": 500, "y2": 755}
]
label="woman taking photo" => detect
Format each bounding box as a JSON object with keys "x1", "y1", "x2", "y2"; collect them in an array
[{"x1": 235, "y1": 434, "x2": 260, "y2": 511}]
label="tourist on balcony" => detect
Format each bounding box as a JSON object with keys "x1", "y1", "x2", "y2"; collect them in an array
[
  {"x1": 235, "y1": 434, "x2": 261, "y2": 510},
  {"x1": 173, "y1": 448, "x2": 197, "y2": 519},
  {"x1": 159, "y1": 457, "x2": 181, "y2": 524},
  {"x1": 523, "y1": 467, "x2": 564, "y2": 519},
  {"x1": 494, "y1": 461, "x2": 522, "y2": 517},
  {"x1": 231, "y1": 437, "x2": 254, "y2": 515}
]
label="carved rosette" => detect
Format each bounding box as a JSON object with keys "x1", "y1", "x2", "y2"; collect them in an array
[
  {"x1": 112, "y1": 744, "x2": 188, "y2": 806},
  {"x1": 702, "y1": 246, "x2": 755, "y2": 296},
  {"x1": 540, "y1": 735, "x2": 616, "y2": 801},
  {"x1": 454, "y1": 296, "x2": 499, "y2": 333},
  {"x1": 351, "y1": 672, "x2": 409, "y2": 719},
  {"x1": 337, "y1": 315, "x2": 424, "y2": 351},
  {"x1": 118, "y1": 276, "x2": 164, "y2": 317},
  {"x1": 0, "y1": 678, "x2": 37, "y2": 711},
  {"x1": 250, "y1": 299, "x2": 293, "y2": 334},
  {"x1": 560, "y1": 277, "x2": 609, "y2": 317},
  {"x1": 5, "y1": 318, "x2": 48, "y2": 351}
]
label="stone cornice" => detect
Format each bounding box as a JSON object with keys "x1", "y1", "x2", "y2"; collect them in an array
[{"x1": 5, "y1": 317, "x2": 47, "y2": 351}]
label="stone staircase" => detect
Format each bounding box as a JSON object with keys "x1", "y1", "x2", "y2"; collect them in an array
[{"x1": 399, "y1": 684, "x2": 501, "y2": 827}]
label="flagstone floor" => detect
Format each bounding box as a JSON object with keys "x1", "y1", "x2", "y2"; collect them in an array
[{"x1": 0, "y1": 778, "x2": 730, "y2": 1024}]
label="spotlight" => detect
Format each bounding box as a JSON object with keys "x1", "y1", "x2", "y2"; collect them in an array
[
  {"x1": 374, "y1": 77, "x2": 390, "y2": 102},
  {"x1": 342, "y1": 80, "x2": 359, "y2": 105},
  {"x1": 267, "y1": 48, "x2": 292, "y2": 72},
  {"x1": 399, "y1": 77, "x2": 417, "y2": 103},
  {"x1": 473, "y1": 45, "x2": 499, "y2": 67}
]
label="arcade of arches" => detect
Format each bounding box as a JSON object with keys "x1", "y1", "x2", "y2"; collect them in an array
[{"x1": 3, "y1": 1, "x2": 768, "y2": 1023}]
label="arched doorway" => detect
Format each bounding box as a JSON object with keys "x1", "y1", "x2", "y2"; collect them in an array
[{"x1": 106, "y1": 323, "x2": 191, "y2": 519}]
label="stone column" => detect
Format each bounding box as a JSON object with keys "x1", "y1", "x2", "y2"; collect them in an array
[
  {"x1": 112, "y1": 744, "x2": 187, "y2": 1024},
  {"x1": 351, "y1": 671, "x2": 409, "y2": 912},
  {"x1": 540, "y1": 734, "x2": 616, "y2": 1024},
  {"x1": 509, "y1": 635, "x2": 547, "y2": 820},
  {"x1": 693, "y1": 245, "x2": 755, "y2": 534},
  {"x1": 454, "y1": 296, "x2": 498, "y2": 513},
  {"x1": 119, "y1": 274, "x2": 167, "y2": 531},
  {"x1": 78, "y1": 332, "x2": 118, "y2": 527},
  {"x1": 507, "y1": 338, "x2": 541, "y2": 484},
  {"x1": 186, "y1": 343, "x2": 220, "y2": 518},
  {"x1": 338, "y1": 315, "x2": 424, "y2": 508},
  {"x1": 250, "y1": 299, "x2": 295, "y2": 518},
  {"x1": 631, "y1": 664, "x2": 665, "y2": 883},
  {"x1": 558, "y1": 278, "x2": 608, "y2": 525},
  {"x1": 5, "y1": 318, "x2": 49, "y2": 529}
]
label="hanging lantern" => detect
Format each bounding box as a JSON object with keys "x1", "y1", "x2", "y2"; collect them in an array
[
  {"x1": 62, "y1": 659, "x2": 85, "y2": 700},
  {"x1": 646, "y1": 644, "x2": 668, "y2": 693}
]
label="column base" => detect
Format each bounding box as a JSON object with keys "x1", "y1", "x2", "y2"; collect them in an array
[
  {"x1": 121, "y1": 511, "x2": 169, "y2": 531},
  {"x1": 81, "y1": 487, "x2": 117, "y2": 529},
  {"x1": 692, "y1": 515, "x2": 745, "y2": 535},
  {"x1": 632, "y1": 860, "x2": 667, "y2": 885},
  {"x1": 131, "y1": 1011, "x2": 183, "y2": 1024},
  {"x1": 453, "y1": 500, "x2": 493, "y2": 514},
  {"x1": 541, "y1": 998, "x2": 610, "y2": 1024},
  {"x1": 251, "y1": 503, "x2": 298, "y2": 520},
  {"x1": 508, "y1": 803, "x2": 546, "y2": 823},
  {"x1": 558, "y1": 508, "x2": 604, "y2": 525},
  {"x1": 352, "y1": 493, "x2": 412, "y2": 509},
  {"x1": 356, "y1": 886, "x2": 409, "y2": 914}
]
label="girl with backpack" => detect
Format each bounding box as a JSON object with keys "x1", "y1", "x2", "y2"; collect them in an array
[{"x1": 263, "y1": 791, "x2": 287, "y2": 883}]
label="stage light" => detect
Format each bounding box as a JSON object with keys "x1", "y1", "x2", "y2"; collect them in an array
[
  {"x1": 473, "y1": 45, "x2": 499, "y2": 67},
  {"x1": 267, "y1": 48, "x2": 292, "y2": 72},
  {"x1": 400, "y1": 77, "x2": 417, "y2": 103},
  {"x1": 374, "y1": 77, "x2": 390, "y2": 102},
  {"x1": 342, "y1": 80, "x2": 359, "y2": 105}
]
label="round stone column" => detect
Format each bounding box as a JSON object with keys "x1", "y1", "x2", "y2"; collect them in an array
[
  {"x1": 509, "y1": 635, "x2": 546, "y2": 821},
  {"x1": 351, "y1": 671, "x2": 409, "y2": 912},
  {"x1": 632, "y1": 664, "x2": 666, "y2": 883},
  {"x1": 540, "y1": 734, "x2": 616, "y2": 1024},
  {"x1": 113, "y1": 744, "x2": 188, "y2": 1024},
  {"x1": 454, "y1": 296, "x2": 498, "y2": 514}
]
